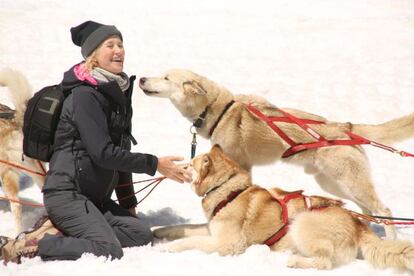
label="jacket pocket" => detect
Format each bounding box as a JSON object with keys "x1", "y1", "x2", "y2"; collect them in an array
[{"x1": 75, "y1": 155, "x2": 115, "y2": 204}]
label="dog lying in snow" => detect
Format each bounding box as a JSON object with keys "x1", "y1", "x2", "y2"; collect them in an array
[{"x1": 154, "y1": 145, "x2": 414, "y2": 272}]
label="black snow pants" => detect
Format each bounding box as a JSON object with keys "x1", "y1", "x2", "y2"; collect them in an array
[{"x1": 38, "y1": 190, "x2": 153, "y2": 261}]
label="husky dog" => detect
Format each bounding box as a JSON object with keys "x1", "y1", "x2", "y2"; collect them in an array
[
  {"x1": 154, "y1": 145, "x2": 414, "y2": 272},
  {"x1": 140, "y1": 69, "x2": 414, "y2": 239},
  {"x1": 0, "y1": 68, "x2": 45, "y2": 234}
]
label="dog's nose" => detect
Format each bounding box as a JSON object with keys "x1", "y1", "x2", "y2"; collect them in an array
[{"x1": 139, "y1": 77, "x2": 147, "y2": 86}]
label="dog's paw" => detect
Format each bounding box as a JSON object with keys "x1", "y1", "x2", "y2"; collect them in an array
[
  {"x1": 0, "y1": 236, "x2": 12, "y2": 260},
  {"x1": 0, "y1": 236, "x2": 11, "y2": 248},
  {"x1": 287, "y1": 255, "x2": 302, "y2": 268},
  {"x1": 287, "y1": 254, "x2": 332, "y2": 270},
  {"x1": 156, "y1": 242, "x2": 180, "y2": 253}
]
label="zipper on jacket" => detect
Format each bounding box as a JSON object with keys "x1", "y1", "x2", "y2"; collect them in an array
[
  {"x1": 103, "y1": 133, "x2": 125, "y2": 202},
  {"x1": 74, "y1": 152, "x2": 82, "y2": 193}
]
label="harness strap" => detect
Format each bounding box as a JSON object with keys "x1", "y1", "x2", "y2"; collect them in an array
[
  {"x1": 247, "y1": 104, "x2": 296, "y2": 147},
  {"x1": 282, "y1": 134, "x2": 370, "y2": 158},
  {"x1": 264, "y1": 191, "x2": 305, "y2": 246},
  {"x1": 246, "y1": 104, "x2": 414, "y2": 158},
  {"x1": 277, "y1": 108, "x2": 326, "y2": 142}
]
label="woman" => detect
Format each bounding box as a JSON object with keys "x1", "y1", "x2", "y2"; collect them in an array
[{"x1": 2, "y1": 20, "x2": 190, "y2": 262}]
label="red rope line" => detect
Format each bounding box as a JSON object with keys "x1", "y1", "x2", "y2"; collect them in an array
[
  {"x1": 0, "y1": 177, "x2": 167, "y2": 208},
  {"x1": 116, "y1": 177, "x2": 166, "y2": 188},
  {"x1": 348, "y1": 210, "x2": 414, "y2": 226},
  {"x1": 36, "y1": 160, "x2": 47, "y2": 175},
  {"x1": 0, "y1": 159, "x2": 47, "y2": 176},
  {"x1": 115, "y1": 177, "x2": 166, "y2": 203}
]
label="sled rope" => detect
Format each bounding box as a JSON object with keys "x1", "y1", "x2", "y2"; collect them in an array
[
  {"x1": 115, "y1": 176, "x2": 166, "y2": 205},
  {"x1": 0, "y1": 177, "x2": 166, "y2": 208},
  {"x1": 0, "y1": 159, "x2": 47, "y2": 177},
  {"x1": 348, "y1": 210, "x2": 414, "y2": 226}
]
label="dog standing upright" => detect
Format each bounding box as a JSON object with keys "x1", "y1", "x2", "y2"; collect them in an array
[
  {"x1": 154, "y1": 145, "x2": 414, "y2": 272},
  {"x1": 0, "y1": 68, "x2": 45, "y2": 234},
  {"x1": 139, "y1": 69, "x2": 414, "y2": 239}
]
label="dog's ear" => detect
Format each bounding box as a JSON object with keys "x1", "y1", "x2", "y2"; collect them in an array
[
  {"x1": 197, "y1": 154, "x2": 212, "y2": 179},
  {"x1": 202, "y1": 154, "x2": 211, "y2": 166},
  {"x1": 210, "y1": 145, "x2": 226, "y2": 162},
  {"x1": 211, "y1": 144, "x2": 223, "y2": 153},
  {"x1": 183, "y1": 81, "x2": 206, "y2": 95}
]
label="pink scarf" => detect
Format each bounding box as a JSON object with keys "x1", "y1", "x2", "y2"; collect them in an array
[{"x1": 73, "y1": 63, "x2": 98, "y2": 85}]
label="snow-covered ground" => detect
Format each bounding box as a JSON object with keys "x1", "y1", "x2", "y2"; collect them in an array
[{"x1": 0, "y1": 0, "x2": 414, "y2": 275}]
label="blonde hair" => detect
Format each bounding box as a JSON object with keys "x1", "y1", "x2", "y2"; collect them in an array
[{"x1": 84, "y1": 49, "x2": 99, "y2": 72}]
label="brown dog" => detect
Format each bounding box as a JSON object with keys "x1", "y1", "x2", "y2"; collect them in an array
[
  {"x1": 153, "y1": 145, "x2": 414, "y2": 272},
  {"x1": 140, "y1": 69, "x2": 414, "y2": 239},
  {"x1": 0, "y1": 68, "x2": 45, "y2": 234}
]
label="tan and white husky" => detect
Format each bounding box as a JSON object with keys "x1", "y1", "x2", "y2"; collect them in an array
[
  {"x1": 140, "y1": 69, "x2": 414, "y2": 239},
  {"x1": 0, "y1": 68, "x2": 45, "y2": 234},
  {"x1": 154, "y1": 145, "x2": 414, "y2": 272}
]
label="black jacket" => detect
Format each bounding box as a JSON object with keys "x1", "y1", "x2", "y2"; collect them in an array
[{"x1": 42, "y1": 65, "x2": 158, "y2": 209}]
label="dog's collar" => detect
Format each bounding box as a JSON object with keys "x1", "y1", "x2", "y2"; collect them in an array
[
  {"x1": 203, "y1": 172, "x2": 237, "y2": 197},
  {"x1": 192, "y1": 96, "x2": 220, "y2": 128},
  {"x1": 201, "y1": 172, "x2": 245, "y2": 218},
  {"x1": 208, "y1": 100, "x2": 235, "y2": 137},
  {"x1": 193, "y1": 109, "x2": 208, "y2": 128},
  {"x1": 192, "y1": 100, "x2": 235, "y2": 137},
  {"x1": 212, "y1": 188, "x2": 246, "y2": 218}
]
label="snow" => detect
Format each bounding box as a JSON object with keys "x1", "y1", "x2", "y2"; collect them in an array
[{"x1": 1, "y1": 0, "x2": 414, "y2": 275}]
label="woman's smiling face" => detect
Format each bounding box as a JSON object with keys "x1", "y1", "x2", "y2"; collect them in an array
[{"x1": 94, "y1": 35, "x2": 125, "y2": 74}]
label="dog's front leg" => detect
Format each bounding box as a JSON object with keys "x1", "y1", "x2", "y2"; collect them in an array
[
  {"x1": 160, "y1": 235, "x2": 244, "y2": 255},
  {"x1": 153, "y1": 223, "x2": 209, "y2": 241}
]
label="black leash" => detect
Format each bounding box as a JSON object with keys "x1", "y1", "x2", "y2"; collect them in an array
[
  {"x1": 190, "y1": 126, "x2": 197, "y2": 159},
  {"x1": 371, "y1": 215, "x2": 414, "y2": 222},
  {"x1": 190, "y1": 100, "x2": 235, "y2": 159},
  {"x1": 0, "y1": 111, "x2": 15, "y2": 120}
]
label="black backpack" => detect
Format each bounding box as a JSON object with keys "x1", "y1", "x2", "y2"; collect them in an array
[{"x1": 23, "y1": 84, "x2": 75, "y2": 162}]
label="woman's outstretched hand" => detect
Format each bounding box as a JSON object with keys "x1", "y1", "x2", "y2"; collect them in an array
[{"x1": 157, "y1": 156, "x2": 192, "y2": 183}]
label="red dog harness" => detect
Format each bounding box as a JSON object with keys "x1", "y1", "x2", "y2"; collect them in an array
[
  {"x1": 246, "y1": 104, "x2": 414, "y2": 158},
  {"x1": 264, "y1": 191, "x2": 309, "y2": 246},
  {"x1": 211, "y1": 188, "x2": 311, "y2": 247}
]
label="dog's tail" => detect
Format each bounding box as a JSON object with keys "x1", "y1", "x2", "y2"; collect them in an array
[
  {"x1": 358, "y1": 221, "x2": 414, "y2": 272},
  {"x1": 351, "y1": 113, "x2": 414, "y2": 144},
  {"x1": 0, "y1": 68, "x2": 32, "y2": 125}
]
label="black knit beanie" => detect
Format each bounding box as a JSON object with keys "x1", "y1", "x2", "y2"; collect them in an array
[{"x1": 70, "y1": 20, "x2": 123, "y2": 58}]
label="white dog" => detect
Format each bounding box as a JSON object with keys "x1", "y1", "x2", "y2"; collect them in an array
[{"x1": 0, "y1": 68, "x2": 45, "y2": 234}]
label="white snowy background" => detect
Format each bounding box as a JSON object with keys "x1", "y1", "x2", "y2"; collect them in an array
[{"x1": 1, "y1": 0, "x2": 414, "y2": 275}]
